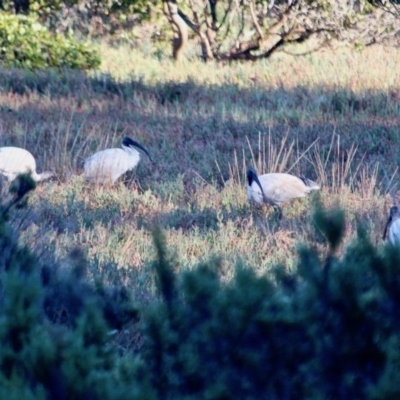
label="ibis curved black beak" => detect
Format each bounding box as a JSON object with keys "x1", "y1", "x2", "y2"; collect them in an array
[
  {"x1": 390, "y1": 206, "x2": 399, "y2": 218},
  {"x1": 383, "y1": 206, "x2": 400, "y2": 240},
  {"x1": 122, "y1": 136, "x2": 153, "y2": 163},
  {"x1": 247, "y1": 167, "x2": 266, "y2": 200}
]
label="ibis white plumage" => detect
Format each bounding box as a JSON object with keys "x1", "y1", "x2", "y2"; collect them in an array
[
  {"x1": 247, "y1": 167, "x2": 320, "y2": 217},
  {"x1": 83, "y1": 136, "x2": 152, "y2": 185},
  {"x1": 0, "y1": 146, "x2": 54, "y2": 182},
  {"x1": 383, "y1": 206, "x2": 400, "y2": 245}
]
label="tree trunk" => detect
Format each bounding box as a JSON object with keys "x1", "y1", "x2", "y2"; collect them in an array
[{"x1": 163, "y1": 0, "x2": 188, "y2": 62}]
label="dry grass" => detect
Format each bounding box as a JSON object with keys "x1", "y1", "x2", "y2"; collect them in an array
[{"x1": 0, "y1": 44, "x2": 399, "y2": 298}]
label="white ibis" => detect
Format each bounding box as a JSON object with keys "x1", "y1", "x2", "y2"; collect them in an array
[
  {"x1": 247, "y1": 167, "x2": 320, "y2": 218},
  {"x1": 0, "y1": 146, "x2": 54, "y2": 182},
  {"x1": 83, "y1": 136, "x2": 152, "y2": 185},
  {"x1": 383, "y1": 206, "x2": 400, "y2": 245}
]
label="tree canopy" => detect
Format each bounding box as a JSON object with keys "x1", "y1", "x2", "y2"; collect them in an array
[
  {"x1": 162, "y1": 0, "x2": 400, "y2": 61},
  {"x1": 2, "y1": 0, "x2": 400, "y2": 62}
]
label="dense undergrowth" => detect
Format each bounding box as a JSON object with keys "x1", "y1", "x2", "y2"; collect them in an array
[
  {"x1": 1, "y1": 45, "x2": 400, "y2": 398},
  {"x1": 1, "y1": 176, "x2": 400, "y2": 399},
  {"x1": 0, "y1": 13, "x2": 100, "y2": 70},
  {"x1": 0, "y1": 45, "x2": 397, "y2": 280}
]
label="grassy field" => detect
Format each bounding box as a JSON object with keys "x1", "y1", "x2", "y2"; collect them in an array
[{"x1": 0, "y1": 43, "x2": 399, "y2": 302}]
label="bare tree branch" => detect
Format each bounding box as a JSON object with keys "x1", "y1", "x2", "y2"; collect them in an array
[
  {"x1": 163, "y1": 0, "x2": 189, "y2": 61},
  {"x1": 178, "y1": 8, "x2": 214, "y2": 60},
  {"x1": 368, "y1": 0, "x2": 400, "y2": 17},
  {"x1": 208, "y1": 0, "x2": 218, "y2": 29},
  {"x1": 163, "y1": 0, "x2": 400, "y2": 62},
  {"x1": 249, "y1": 0, "x2": 264, "y2": 39}
]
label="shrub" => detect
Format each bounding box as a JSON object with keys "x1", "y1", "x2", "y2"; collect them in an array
[
  {"x1": 3, "y1": 177, "x2": 400, "y2": 399},
  {"x1": 0, "y1": 175, "x2": 150, "y2": 399},
  {"x1": 0, "y1": 12, "x2": 100, "y2": 70},
  {"x1": 141, "y1": 213, "x2": 400, "y2": 399}
]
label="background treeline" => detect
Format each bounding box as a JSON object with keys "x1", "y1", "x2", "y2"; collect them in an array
[
  {"x1": 2, "y1": 176, "x2": 400, "y2": 399},
  {"x1": 0, "y1": 0, "x2": 154, "y2": 35},
  {"x1": 0, "y1": 0, "x2": 152, "y2": 70},
  {"x1": 1, "y1": 0, "x2": 400, "y2": 68}
]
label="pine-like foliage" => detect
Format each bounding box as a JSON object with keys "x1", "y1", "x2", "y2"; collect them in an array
[
  {"x1": 0, "y1": 175, "x2": 152, "y2": 400},
  {"x1": 2, "y1": 177, "x2": 400, "y2": 399},
  {"x1": 142, "y1": 206, "x2": 400, "y2": 400}
]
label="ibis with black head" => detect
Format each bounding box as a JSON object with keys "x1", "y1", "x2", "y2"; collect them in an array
[
  {"x1": 247, "y1": 167, "x2": 320, "y2": 217},
  {"x1": 84, "y1": 136, "x2": 153, "y2": 185}
]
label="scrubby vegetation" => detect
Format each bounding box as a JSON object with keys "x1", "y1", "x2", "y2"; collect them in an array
[
  {"x1": 0, "y1": 175, "x2": 145, "y2": 399},
  {"x1": 1, "y1": 45, "x2": 397, "y2": 272},
  {"x1": 2, "y1": 174, "x2": 400, "y2": 399},
  {"x1": 0, "y1": 13, "x2": 100, "y2": 70},
  {"x1": 1, "y1": 24, "x2": 400, "y2": 396}
]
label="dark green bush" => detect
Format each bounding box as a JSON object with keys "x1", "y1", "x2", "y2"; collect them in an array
[
  {"x1": 2, "y1": 177, "x2": 400, "y2": 399},
  {"x1": 141, "y1": 210, "x2": 400, "y2": 399},
  {"x1": 0, "y1": 0, "x2": 156, "y2": 37},
  {"x1": 0, "y1": 176, "x2": 150, "y2": 399},
  {"x1": 0, "y1": 12, "x2": 100, "y2": 70}
]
